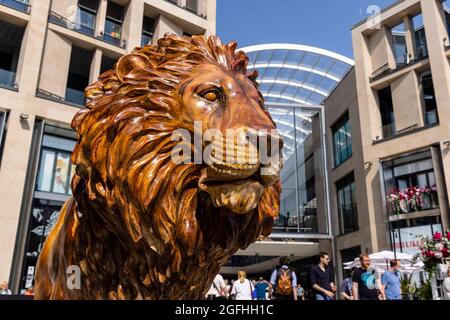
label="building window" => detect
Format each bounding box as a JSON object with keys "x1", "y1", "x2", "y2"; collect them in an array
[
  {"x1": 0, "y1": 0, "x2": 31, "y2": 13},
  {"x1": 76, "y1": 0, "x2": 98, "y2": 36},
  {"x1": 36, "y1": 135, "x2": 76, "y2": 195},
  {"x1": 391, "y1": 21, "x2": 408, "y2": 67},
  {"x1": 141, "y1": 16, "x2": 155, "y2": 47},
  {"x1": 391, "y1": 216, "x2": 442, "y2": 255},
  {"x1": 65, "y1": 45, "x2": 93, "y2": 106},
  {"x1": 186, "y1": 0, "x2": 198, "y2": 13},
  {"x1": 100, "y1": 55, "x2": 117, "y2": 74},
  {"x1": 445, "y1": 1, "x2": 450, "y2": 43},
  {"x1": 0, "y1": 110, "x2": 6, "y2": 164},
  {"x1": 383, "y1": 150, "x2": 439, "y2": 216},
  {"x1": 412, "y1": 14, "x2": 428, "y2": 59},
  {"x1": 377, "y1": 86, "x2": 396, "y2": 138},
  {"x1": 336, "y1": 173, "x2": 358, "y2": 234},
  {"x1": 103, "y1": 1, "x2": 124, "y2": 46},
  {"x1": 332, "y1": 112, "x2": 352, "y2": 167},
  {"x1": 420, "y1": 70, "x2": 438, "y2": 126},
  {"x1": 0, "y1": 20, "x2": 25, "y2": 89}
]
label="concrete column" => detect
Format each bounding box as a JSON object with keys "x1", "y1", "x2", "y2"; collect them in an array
[
  {"x1": 95, "y1": 0, "x2": 108, "y2": 37},
  {"x1": 51, "y1": 0, "x2": 78, "y2": 21},
  {"x1": 391, "y1": 71, "x2": 424, "y2": 131},
  {"x1": 421, "y1": 0, "x2": 450, "y2": 217},
  {"x1": 15, "y1": 0, "x2": 52, "y2": 95},
  {"x1": 123, "y1": 0, "x2": 144, "y2": 52},
  {"x1": 205, "y1": 0, "x2": 216, "y2": 36},
  {"x1": 89, "y1": 48, "x2": 102, "y2": 85},
  {"x1": 0, "y1": 112, "x2": 35, "y2": 285},
  {"x1": 39, "y1": 30, "x2": 72, "y2": 98},
  {"x1": 382, "y1": 25, "x2": 397, "y2": 70},
  {"x1": 154, "y1": 15, "x2": 183, "y2": 41},
  {"x1": 352, "y1": 31, "x2": 382, "y2": 143},
  {"x1": 403, "y1": 16, "x2": 417, "y2": 61}
]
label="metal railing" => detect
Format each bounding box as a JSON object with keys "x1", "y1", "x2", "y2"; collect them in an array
[
  {"x1": 0, "y1": 68, "x2": 17, "y2": 88},
  {"x1": 48, "y1": 11, "x2": 95, "y2": 37},
  {"x1": 0, "y1": 0, "x2": 31, "y2": 13},
  {"x1": 64, "y1": 88, "x2": 85, "y2": 106}
]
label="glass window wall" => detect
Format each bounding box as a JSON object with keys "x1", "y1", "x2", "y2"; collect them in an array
[{"x1": 268, "y1": 106, "x2": 328, "y2": 234}]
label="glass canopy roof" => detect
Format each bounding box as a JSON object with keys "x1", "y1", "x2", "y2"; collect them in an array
[
  {"x1": 240, "y1": 44, "x2": 354, "y2": 106},
  {"x1": 240, "y1": 44, "x2": 354, "y2": 161}
]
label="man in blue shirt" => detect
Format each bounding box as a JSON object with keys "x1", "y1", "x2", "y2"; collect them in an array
[
  {"x1": 254, "y1": 277, "x2": 270, "y2": 300},
  {"x1": 382, "y1": 259, "x2": 402, "y2": 300}
]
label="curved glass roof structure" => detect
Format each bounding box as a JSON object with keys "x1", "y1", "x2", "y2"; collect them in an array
[
  {"x1": 240, "y1": 44, "x2": 354, "y2": 106},
  {"x1": 239, "y1": 44, "x2": 354, "y2": 162}
]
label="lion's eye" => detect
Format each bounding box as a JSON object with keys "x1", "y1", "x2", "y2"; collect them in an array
[{"x1": 200, "y1": 90, "x2": 220, "y2": 102}]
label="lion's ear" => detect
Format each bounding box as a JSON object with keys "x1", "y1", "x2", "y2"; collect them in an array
[{"x1": 116, "y1": 53, "x2": 150, "y2": 82}]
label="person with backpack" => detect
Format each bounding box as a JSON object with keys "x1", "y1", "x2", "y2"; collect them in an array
[
  {"x1": 269, "y1": 257, "x2": 298, "y2": 300},
  {"x1": 310, "y1": 252, "x2": 336, "y2": 300},
  {"x1": 205, "y1": 273, "x2": 228, "y2": 300}
]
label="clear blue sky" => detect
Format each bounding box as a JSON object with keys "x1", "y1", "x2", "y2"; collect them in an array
[{"x1": 216, "y1": 0, "x2": 395, "y2": 58}]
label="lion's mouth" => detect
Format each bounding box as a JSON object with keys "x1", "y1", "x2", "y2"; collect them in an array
[{"x1": 198, "y1": 130, "x2": 282, "y2": 214}]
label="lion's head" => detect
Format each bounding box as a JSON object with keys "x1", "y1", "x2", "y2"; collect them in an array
[{"x1": 65, "y1": 35, "x2": 282, "y2": 299}]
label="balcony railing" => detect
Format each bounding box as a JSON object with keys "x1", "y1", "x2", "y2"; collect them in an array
[
  {"x1": 65, "y1": 88, "x2": 85, "y2": 106},
  {"x1": 0, "y1": 68, "x2": 17, "y2": 88},
  {"x1": 141, "y1": 33, "x2": 152, "y2": 47},
  {"x1": 273, "y1": 208, "x2": 319, "y2": 234},
  {"x1": 48, "y1": 11, "x2": 95, "y2": 37},
  {"x1": 0, "y1": 0, "x2": 31, "y2": 13},
  {"x1": 102, "y1": 33, "x2": 121, "y2": 47},
  {"x1": 163, "y1": 0, "x2": 207, "y2": 19}
]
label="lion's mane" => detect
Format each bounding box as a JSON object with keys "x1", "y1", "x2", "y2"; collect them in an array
[{"x1": 36, "y1": 35, "x2": 280, "y2": 300}]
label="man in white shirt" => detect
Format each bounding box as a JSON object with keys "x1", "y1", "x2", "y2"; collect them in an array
[{"x1": 205, "y1": 274, "x2": 228, "y2": 300}]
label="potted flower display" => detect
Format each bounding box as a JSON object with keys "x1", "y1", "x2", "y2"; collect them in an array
[
  {"x1": 417, "y1": 231, "x2": 450, "y2": 274},
  {"x1": 387, "y1": 185, "x2": 438, "y2": 215}
]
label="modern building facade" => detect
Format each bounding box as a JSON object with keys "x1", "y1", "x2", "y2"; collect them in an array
[
  {"x1": 220, "y1": 44, "x2": 354, "y2": 290},
  {"x1": 0, "y1": 0, "x2": 216, "y2": 294},
  {"x1": 325, "y1": 0, "x2": 450, "y2": 286},
  {"x1": 3, "y1": 0, "x2": 448, "y2": 299}
]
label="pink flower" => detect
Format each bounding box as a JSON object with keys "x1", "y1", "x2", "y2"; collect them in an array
[
  {"x1": 426, "y1": 251, "x2": 435, "y2": 258},
  {"x1": 434, "y1": 252, "x2": 443, "y2": 259},
  {"x1": 447, "y1": 232, "x2": 450, "y2": 241},
  {"x1": 433, "y1": 232, "x2": 442, "y2": 241},
  {"x1": 435, "y1": 243, "x2": 444, "y2": 251},
  {"x1": 442, "y1": 248, "x2": 449, "y2": 258}
]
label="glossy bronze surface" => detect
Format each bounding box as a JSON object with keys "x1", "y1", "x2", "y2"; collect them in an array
[{"x1": 34, "y1": 35, "x2": 282, "y2": 300}]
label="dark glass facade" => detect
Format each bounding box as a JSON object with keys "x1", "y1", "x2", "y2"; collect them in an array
[
  {"x1": 332, "y1": 112, "x2": 352, "y2": 167},
  {"x1": 336, "y1": 173, "x2": 358, "y2": 234},
  {"x1": 378, "y1": 86, "x2": 396, "y2": 138}
]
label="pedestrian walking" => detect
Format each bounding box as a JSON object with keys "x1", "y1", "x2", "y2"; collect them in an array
[
  {"x1": 352, "y1": 254, "x2": 383, "y2": 300},
  {"x1": 254, "y1": 277, "x2": 271, "y2": 300},
  {"x1": 310, "y1": 252, "x2": 336, "y2": 300},
  {"x1": 270, "y1": 257, "x2": 298, "y2": 300},
  {"x1": 381, "y1": 259, "x2": 402, "y2": 300},
  {"x1": 340, "y1": 267, "x2": 357, "y2": 300},
  {"x1": 205, "y1": 274, "x2": 228, "y2": 300},
  {"x1": 231, "y1": 270, "x2": 254, "y2": 300}
]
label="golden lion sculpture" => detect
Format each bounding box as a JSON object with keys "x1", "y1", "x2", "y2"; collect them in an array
[{"x1": 34, "y1": 34, "x2": 282, "y2": 300}]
